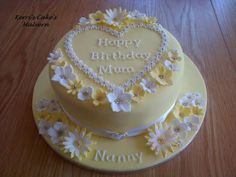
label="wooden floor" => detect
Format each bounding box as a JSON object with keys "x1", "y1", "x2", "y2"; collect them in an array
[{"x1": 0, "y1": 0, "x2": 235, "y2": 176}]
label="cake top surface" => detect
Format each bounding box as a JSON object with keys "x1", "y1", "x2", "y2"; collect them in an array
[{"x1": 48, "y1": 8, "x2": 184, "y2": 113}]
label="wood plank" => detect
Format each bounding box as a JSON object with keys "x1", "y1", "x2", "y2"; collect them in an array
[{"x1": 0, "y1": 0, "x2": 235, "y2": 177}]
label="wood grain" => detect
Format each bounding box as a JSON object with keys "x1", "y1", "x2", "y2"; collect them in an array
[{"x1": 0, "y1": 0, "x2": 235, "y2": 176}]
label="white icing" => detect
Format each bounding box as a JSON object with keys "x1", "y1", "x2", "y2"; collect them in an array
[
  {"x1": 97, "y1": 38, "x2": 142, "y2": 48},
  {"x1": 93, "y1": 149, "x2": 143, "y2": 163},
  {"x1": 99, "y1": 65, "x2": 134, "y2": 75}
]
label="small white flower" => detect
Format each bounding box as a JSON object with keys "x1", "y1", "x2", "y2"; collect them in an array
[
  {"x1": 63, "y1": 129, "x2": 93, "y2": 159},
  {"x1": 48, "y1": 122, "x2": 68, "y2": 144},
  {"x1": 77, "y1": 86, "x2": 93, "y2": 101},
  {"x1": 164, "y1": 60, "x2": 180, "y2": 71},
  {"x1": 35, "y1": 98, "x2": 50, "y2": 112},
  {"x1": 169, "y1": 119, "x2": 188, "y2": 141},
  {"x1": 179, "y1": 93, "x2": 205, "y2": 108},
  {"x1": 191, "y1": 95, "x2": 206, "y2": 108},
  {"x1": 140, "y1": 79, "x2": 157, "y2": 93},
  {"x1": 104, "y1": 8, "x2": 127, "y2": 26},
  {"x1": 184, "y1": 115, "x2": 201, "y2": 131},
  {"x1": 146, "y1": 123, "x2": 175, "y2": 156},
  {"x1": 47, "y1": 99, "x2": 61, "y2": 112},
  {"x1": 79, "y1": 17, "x2": 90, "y2": 25},
  {"x1": 107, "y1": 87, "x2": 133, "y2": 112},
  {"x1": 47, "y1": 50, "x2": 63, "y2": 63},
  {"x1": 52, "y1": 65, "x2": 76, "y2": 88},
  {"x1": 127, "y1": 10, "x2": 147, "y2": 20},
  {"x1": 38, "y1": 120, "x2": 51, "y2": 135}
]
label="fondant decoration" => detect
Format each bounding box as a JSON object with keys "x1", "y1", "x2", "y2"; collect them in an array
[
  {"x1": 92, "y1": 89, "x2": 107, "y2": 106},
  {"x1": 38, "y1": 119, "x2": 51, "y2": 135},
  {"x1": 150, "y1": 64, "x2": 173, "y2": 86},
  {"x1": 178, "y1": 92, "x2": 206, "y2": 108},
  {"x1": 183, "y1": 115, "x2": 201, "y2": 131},
  {"x1": 93, "y1": 149, "x2": 143, "y2": 163},
  {"x1": 127, "y1": 10, "x2": 147, "y2": 20},
  {"x1": 79, "y1": 17, "x2": 90, "y2": 25},
  {"x1": 63, "y1": 128, "x2": 94, "y2": 159},
  {"x1": 169, "y1": 118, "x2": 188, "y2": 141},
  {"x1": 47, "y1": 50, "x2": 63, "y2": 63},
  {"x1": 89, "y1": 11, "x2": 105, "y2": 24},
  {"x1": 104, "y1": 8, "x2": 127, "y2": 26},
  {"x1": 129, "y1": 85, "x2": 145, "y2": 103},
  {"x1": 146, "y1": 123, "x2": 175, "y2": 157},
  {"x1": 140, "y1": 79, "x2": 157, "y2": 93},
  {"x1": 173, "y1": 105, "x2": 191, "y2": 119},
  {"x1": 66, "y1": 80, "x2": 83, "y2": 95},
  {"x1": 77, "y1": 86, "x2": 93, "y2": 101},
  {"x1": 164, "y1": 60, "x2": 180, "y2": 71},
  {"x1": 35, "y1": 98, "x2": 61, "y2": 113},
  {"x1": 52, "y1": 65, "x2": 76, "y2": 88},
  {"x1": 48, "y1": 121, "x2": 68, "y2": 144},
  {"x1": 107, "y1": 87, "x2": 133, "y2": 112},
  {"x1": 166, "y1": 49, "x2": 182, "y2": 62}
]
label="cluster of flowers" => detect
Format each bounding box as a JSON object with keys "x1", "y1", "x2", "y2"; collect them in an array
[
  {"x1": 48, "y1": 48, "x2": 181, "y2": 113},
  {"x1": 35, "y1": 98, "x2": 94, "y2": 160},
  {"x1": 78, "y1": 8, "x2": 157, "y2": 29},
  {"x1": 145, "y1": 93, "x2": 205, "y2": 157}
]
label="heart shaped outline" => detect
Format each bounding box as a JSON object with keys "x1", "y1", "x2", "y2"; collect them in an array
[{"x1": 64, "y1": 23, "x2": 168, "y2": 91}]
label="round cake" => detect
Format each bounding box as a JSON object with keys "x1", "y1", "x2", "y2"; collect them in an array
[{"x1": 48, "y1": 8, "x2": 184, "y2": 137}]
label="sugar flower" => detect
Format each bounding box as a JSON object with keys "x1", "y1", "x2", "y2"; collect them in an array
[
  {"x1": 164, "y1": 60, "x2": 180, "y2": 71},
  {"x1": 146, "y1": 123, "x2": 175, "y2": 156},
  {"x1": 166, "y1": 49, "x2": 181, "y2": 62},
  {"x1": 169, "y1": 118, "x2": 188, "y2": 141},
  {"x1": 173, "y1": 105, "x2": 191, "y2": 119},
  {"x1": 129, "y1": 85, "x2": 145, "y2": 103},
  {"x1": 150, "y1": 65, "x2": 173, "y2": 86},
  {"x1": 47, "y1": 50, "x2": 63, "y2": 63},
  {"x1": 192, "y1": 106, "x2": 204, "y2": 116},
  {"x1": 107, "y1": 87, "x2": 133, "y2": 112},
  {"x1": 92, "y1": 89, "x2": 107, "y2": 106},
  {"x1": 63, "y1": 129, "x2": 94, "y2": 159},
  {"x1": 179, "y1": 92, "x2": 205, "y2": 108},
  {"x1": 184, "y1": 115, "x2": 201, "y2": 131},
  {"x1": 35, "y1": 98, "x2": 50, "y2": 112},
  {"x1": 35, "y1": 98, "x2": 61, "y2": 113},
  {"x1": 77, "y1": 86, "x2": 93, "y2": 101},
  {"x1": 89, "y1": 11, "x2": 104, "y2": 24},
  {"x1": 48, "y1": 122, "x2": 68, "y2": 144},
  {"x1": 104, "y1": 8, "x2": 127, "y2": 26},
  {"x1": 47, "y1": 99, "x2": 62, "y2": 112},
  {"x1": 79, "y1": 17, "x2": 90, "y2": 25},
  {"x1": 52, "y1": 65, "x2": 76, "y2": 88},
  {"x1": 38, "y1": 119, "x2": 51, "y2": 135},
  {"x1": 140, "y1": 79, "x2": 157, "y2": 94},
  {"x1": 66, "y1": 80, "x2": 83, "y2": 95},
  {"x1": 127, "y1": 10, "x2": 147, "y2": 20}
]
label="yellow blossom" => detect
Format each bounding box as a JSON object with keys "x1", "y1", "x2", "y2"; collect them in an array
[
  {"x1": 165, "y1": 50, "x2": 182, "y2": 63},
  {"x1": 192, "y1": 106, "x2": 204, "y2": 116},
  {"x1": 173, "y1": 105, "x2": 191, "y2": 119},
  {"x1": 67, "y1": 80, "x2": 83, "y2": 95},
  {"x1": 144, "y1": 17, "x2": 157, "y2": 24},
  {"x1": 150, "y1": 64, "x2": 173, "y2": 86},
  {"x1": 51, "y1": 59, "x2": 67, "y2": 70},
  {"x1": 92, "y1": 89, "x2": 107, "y2": 106},
  {"x1": 89, "y1": 11, "x2": 105, "y2": 24},
  {"x1": 129, "y1": 85, "x2": 145, "y2": 103}
]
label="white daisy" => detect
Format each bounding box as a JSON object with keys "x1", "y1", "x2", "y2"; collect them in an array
[
  {"x1": 191, "y1": 94, "x2": 206, "y2": 108},
  {"x1": 47, "y1": 50, "x2": 63, "y2": 63},
  {"x1": 107, "y1": 87, "x2": 133, "y2": 112},
  {"x1": 38, "y1": 120, "x2": 51, "y2": 135},
  {"x1": 79, "y1": 17, "x2": 90, "y2": 25},
  {"x1": 48, "y1": 122, "x2": 68, "y2": 144},
  {"x1": 127, "y1": 10, "x2": 147, "y2": 20},
  {"x1": 140, "y1": 79, "x2": 157, "y2": 93},
  {"x1": 63, "y1": 129, "x2": 93, "y2": 159},
  {"x1": 51, "y1": 65, "x2": 76, "y2": 88},
  {"x1": 77, "y1": 86, "x2": 93, "y2": 101},
  {"x1": 184, "y1": 115, "x2": 201, "y2": 131},
  {"x1": 164, "y1": 60, "x2": 180, "y2": 71},
  {"x1": 179, "y1": 93, "x2": 205, "y2": 108},
  {"x1": 146, "y1": 123, "x2": 175, "y2": 156},
  {"x1": 104, "y1": 8, "x2": 127, "y2": 26}
]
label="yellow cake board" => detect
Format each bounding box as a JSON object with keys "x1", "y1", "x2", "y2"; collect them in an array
[{"x1": 32, "y1": 54, "x2": 207, "y2": 172}]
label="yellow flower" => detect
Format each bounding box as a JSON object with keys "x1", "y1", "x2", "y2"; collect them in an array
[
  {"x1": 173, "y1": 105, "x2": 191, "y2": 119},
  {"x1": 192, "y1": 106, "x2": 204, "y2": 116},
  {"x1": 144, "y1": 17, "x2": 157, "y2": 24},
  {"x1": 150, "y1": 64, "x2": 173, "y2": 86},
  {"x1": 129, "y1": 85, "x2": 145, "y2": 103},
  {"x1": 51, "y1": 59, "x2": 67, "y2": 70},
  {"x1": 89, "y1": 11, "x2": 105, "y2": 24},
  {"x1": 92, "y1": 89, "x2": 107, "y2": 106},
  {"x1": 165, "y1": 50, "x2": 181, "y2": 63},
  {"x1": 67, "y1": 80, "x2": 83, "y2": 95}
]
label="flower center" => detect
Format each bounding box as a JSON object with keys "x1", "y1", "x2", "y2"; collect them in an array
[
  {"x1": 157, "y1": 136, "x2": 165, "y2": 145},
  {"x1": 174, "y1": 126, "x2": 181, "y2": 133},
  {"x1": 97, "y1": 95, "x2": 104, "y2": 101},
  {"x1": 83, "y1": 91, "x2": 89, "y2": 96},
  {"x1": 60, "y1": 74, "x2": 67, "y2": 79},
  {"x1": 159, "y1": 74, "x2": 165, "y2": 79},
  {"x1": 179, "y1": 112, "x2": 184, "y2": 117},
  {"x1": 114, "y1": 98, "x2": 121, "y2": 104}
]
